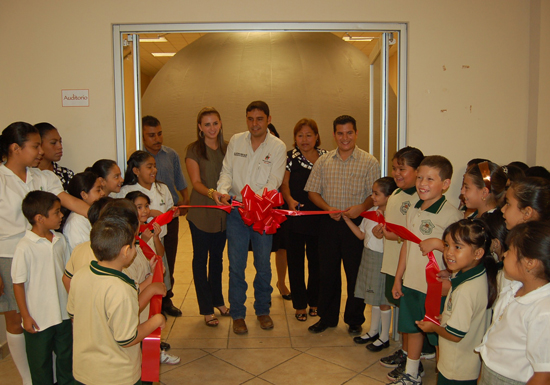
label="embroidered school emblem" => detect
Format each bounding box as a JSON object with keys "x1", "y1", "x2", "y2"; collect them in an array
[
  {"x1": 447, "y1": 295, "x2": 453, "y2": 311},
  {"x1": 263, "y1": 153, "x2": 272, "y2": 164},
  {"x1": 420, "y1": 220, "x2": 435, "y2": 235},
  {"x1": 160, "y1": 199, "x2": 165, "y2": 206},
  {"x1": 400, "y1": 201, "x2": 411, "y2": 215}
]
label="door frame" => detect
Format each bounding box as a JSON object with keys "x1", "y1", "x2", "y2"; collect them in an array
[{"x1": 112, "y1": 22, "x2": 408, "y2": 171}]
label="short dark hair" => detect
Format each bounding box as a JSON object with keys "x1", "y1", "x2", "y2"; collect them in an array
[
  {"x1": 506, "y1": 221, "x2": 550, "y2": 281},
  {"x1": 90, "y1": 216, "x2": 135, "y2": 262},
  {"x1": 292, "y1": 118, "x2": 321, "y2": 148},
  {"x1": 525, "y1": 166, "x2": 550, "y2": 180},
  {"x1": 125, "y1": 191, "x2": 151, "y2": 205},
  {"x1": 374, "y1": 176, "x2": 398, "y2": 197},
  {"x1": 464, "y1": 161, "x2": 508, "y2": 207},
  {"x1": 510, "y1": 177, "x2": 550, "y2": 218},
  {"x1": 142, "y1": 115, "x2": 160, "y2": 128},
  {"x1": 87, "y1": 159, "x2": 118, "y2": 179},
  {"x1": 34, "y1": 122, "x2": 57, "y2": 138},
  {"x1": 246, "y1": 101, "x2": 269, "y2": 117},
  {"x1": 99, "y1": 199, "x2": 140, "y2": 234},
  {"x1": 22, "y1": 191, "x2": 60, "y2": 225},
  {"x1": 87, "y1": 197, "x2": 114, "y2": 226},
  {"x1": 420, "y1": 155, "x2": 453, "y2": 181},
  {"x1": 393, "y1": 146, "x2": 424, "y2": 169},
  {"x1": 67, "y1": 171, "x2": 100, "y2": 199},
  {"x1": 333, "y1": 115, "x2": 356, "y2": 133}
]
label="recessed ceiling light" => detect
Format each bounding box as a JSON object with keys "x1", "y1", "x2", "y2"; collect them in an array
[
  {"x1": 151, "y1": 52, "x2": 176, "y2": 57},
  {"x1": 342, "y1": 36, "x2": 374, "y2": 42},
  {"x1": 140, "y1": 37, "x2": 168, "y2": 43}
]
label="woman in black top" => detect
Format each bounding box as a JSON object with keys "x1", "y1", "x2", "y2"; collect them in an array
[{"x1": 280, "y1": 118, "x2": 327, "y2": 322}]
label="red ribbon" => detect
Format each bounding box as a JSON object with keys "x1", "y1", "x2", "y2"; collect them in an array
[
  {"x1": 138, "y1": 236, "x2": 163, "y2": 382},
  {"x1": 361, "y1": 211, "x2": 442, "y2": 325}
]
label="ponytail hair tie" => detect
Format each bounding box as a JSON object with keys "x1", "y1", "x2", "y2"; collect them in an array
[
  {"x1": 478, "y1": 161, "x2": 492, "y2": 190},
  {"x1": 501, "y1": 166, "x2": 508, "y2": 175}
]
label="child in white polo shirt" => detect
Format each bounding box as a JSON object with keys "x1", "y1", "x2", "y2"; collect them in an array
[
  {"x1": 68, "y1": 213, "x2": 166, "y2": 385},
  {"x1": 12, "y1": 191, "x2": 73, "y2": 384},
  {"x1": 390, "y1": 156, "x2": 463, "y2": 385},
  {"x1": 417, "y1": 219, "x2": 498, "y2": 384},
  {"x1": 476, "y1": 221, "x2": 550, "y2": 385}
]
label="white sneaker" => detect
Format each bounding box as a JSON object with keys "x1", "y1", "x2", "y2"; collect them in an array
[
  {"x1": 160, "y1": 350, "x2": 181, "y2": 365},
  {"x1": 389, "y1": 373, "x2": 422, "y2": 385},
  {"x1": 420, "y1": 352, "x2": 436, "y2": 360}
]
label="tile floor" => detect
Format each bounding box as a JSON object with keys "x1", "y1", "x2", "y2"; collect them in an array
[{"x1": 0, "y1": 219, "x2": 437, "y2": 384}]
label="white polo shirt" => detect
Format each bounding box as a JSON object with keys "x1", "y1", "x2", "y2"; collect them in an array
[
  {"x1": 476, "y1": 281, "x2": 550, "y2": 383},
  {"x1": 438, "y1": 264, "x2": 488, "y2": 381},
  {"x1": 381, "y1": 187, "x2": 418, "y2": 276},
  {"x1": 118, "y1": 182, "x2": 174, "y2": 213},
  {"x1": 63, "y1": 212, "x2": 91, "y2": 253},
  {"x1": 403, "y1": 196, "x2": 462, "y2": 293},
  {"x1": 68, "y1": 261, "x2": 141, "y2": 385},
  {"x1": 359, "y1": 207, "x2": 384, "y2": 253},
  {"x1": 11, "y1": 230, "x2": 70, "y2": 331},
  {"x1": 0, "y1": 165, "x2": 64, "y2": 257},
  {"x1": 217, "y1": 130, "x2": 287, "y2": 201}
]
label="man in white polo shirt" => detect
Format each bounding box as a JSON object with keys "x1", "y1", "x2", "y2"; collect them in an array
[{"x1": 214, "y1": 101, "x2": 286, "y2": 335}]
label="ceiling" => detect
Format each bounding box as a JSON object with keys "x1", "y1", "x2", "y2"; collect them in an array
[{"x1": 133, "y1": 32, "x2": 383, "y2": 79}]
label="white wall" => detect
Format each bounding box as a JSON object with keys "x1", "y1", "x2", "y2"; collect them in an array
[{"x1": 0, "y1": 0, "x2": 547, "y2": 345}]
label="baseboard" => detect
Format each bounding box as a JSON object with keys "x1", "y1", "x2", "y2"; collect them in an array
[{"x1": 0, "y1": 341, "x2": 9, "y2": 359}]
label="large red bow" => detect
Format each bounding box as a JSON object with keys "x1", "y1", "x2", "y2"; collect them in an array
[
  {"x1": 238, "y1": 185, "x2": 287, "y2": 235},
  {"x1": 361, "y1": 211, "x2": 442, "y2": 325}
]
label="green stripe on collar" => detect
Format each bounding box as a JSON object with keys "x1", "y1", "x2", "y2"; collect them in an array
[
  {"x1": 414, "y1": 195, "x2": 447, "y2": 213},
  {"x1": 90, "y1": 261, "x2": 137, "y2": 290},
  {"x1": 403, "y1": 186, "x2": 417, "y2": 195},
  {"x1": 451, "y1": 264, "x2": 486, "y2": 289}
]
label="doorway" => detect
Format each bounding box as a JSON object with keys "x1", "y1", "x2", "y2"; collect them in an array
[{"x1": 113, "y1": 23, "x2": 407, "y2": 176}]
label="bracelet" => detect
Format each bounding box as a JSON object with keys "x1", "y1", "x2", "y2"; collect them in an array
[{"x1": 207, "y1": 188, "x2": 216, "y2": 200}]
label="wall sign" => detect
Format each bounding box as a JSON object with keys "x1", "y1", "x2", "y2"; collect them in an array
[{"x1": 62, "y1": 89, "x2": 89, "y2": 107}]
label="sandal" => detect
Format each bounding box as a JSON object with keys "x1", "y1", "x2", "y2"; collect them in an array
[
  {"x1": 204, "y1": 315, "x2": 219, "y2": 327},
  {"x1": 295, "y1": 313, "x2": 307, "y2": 322},
  {"x1": 309, "y1": 308, "x2": 318, "y2": 317},
  {"x1": 215, "y1": 306, "x2": 230, "y2": 317}
]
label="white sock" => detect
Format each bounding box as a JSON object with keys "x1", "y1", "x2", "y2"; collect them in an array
[
  {"x1": 6, "y1": 331, "x2": 32, "y2": 385},
  {"x1": 405, "y1": 357, "x2": 420, "y2": 378},
  {"x1": 372, "y1": 309, "x2": 392, "y2": 346},
  {"x1": 380, "y1": 309, "x2": 391, "y2": 342},
  {"x1": 368, "y1": 306, "x2": 381, "y2": 336}
]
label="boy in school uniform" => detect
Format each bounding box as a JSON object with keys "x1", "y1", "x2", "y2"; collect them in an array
[
  {"x1": 390, "y1": 156, "x2": 463, "y2": 385},
  {"x1": 67, "y1": 214, "x2": 166, "y2": 385},
  {"x1": 11, "y1": 191, "x2": 73, "y2": 384}
]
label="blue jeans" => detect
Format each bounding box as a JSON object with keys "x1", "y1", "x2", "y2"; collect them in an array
[
  {"x1": 226, "y1": 208, "x2": 273, "y2": 320},
  {"x1": 188, "y1": 221, "x2": 227, "y2": 315}
]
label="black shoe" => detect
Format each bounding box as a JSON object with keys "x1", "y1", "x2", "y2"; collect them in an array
[
  {"x1": 387, "y1": 360, "x2": 424, "y2": 382},
  {"x1": 380, "y1": 349, "x2": 406, "y2": 368},
  {"x1": 162, "y1": 305, "x2": 182, "y2": 317},
  {"x1": 366, "y1": 339, "x2": 390, "y2": 352},
  {"x1": 308, "y1": 319, "x2": 334, "y2": 333},
  {"x1": 348, "y1": 324, "x2": 362, "y2": 335},
  {"x1": 353, "y1": 332, "x2": 379, "y2": 344},
  {"x1": 160, "y1": 341, "x2": 171, "y2": 351}
]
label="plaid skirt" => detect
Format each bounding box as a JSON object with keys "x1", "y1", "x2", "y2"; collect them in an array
[
  {"x1": 0, "y1": 257, "x2": 19, "y2": 313},
  {"x1": 354, "y1": 248, "x2": 390, "y2": 306}
]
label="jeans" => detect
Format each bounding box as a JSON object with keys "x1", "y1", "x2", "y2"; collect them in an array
[
  {"x1": 188, "y1": 220, "x2": 227, "y2": 315},
  {"x1": 226, "y1": 208, "x2": 273, "y2": 320}
]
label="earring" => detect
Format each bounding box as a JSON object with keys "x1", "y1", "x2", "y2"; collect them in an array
[{"x1": 199, "y1": 130, "x2": 205, "y2": 138}]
